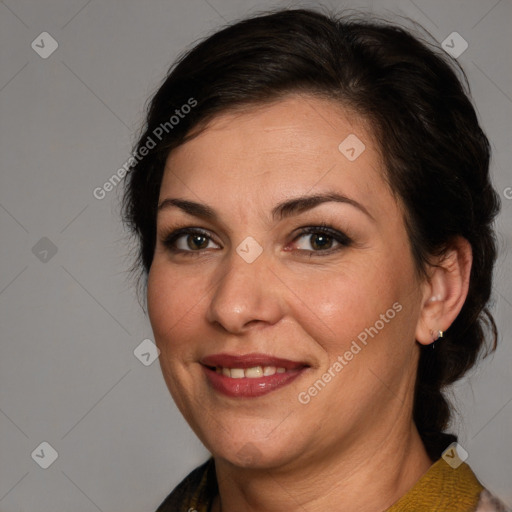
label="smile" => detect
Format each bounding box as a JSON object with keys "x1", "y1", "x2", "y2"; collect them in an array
[
  {"x1": 200, "y1": 353, "x2": 310, "y2": 398},
  {"x1": 214, "y1": 366, "x2": 288, "y2": 378}
]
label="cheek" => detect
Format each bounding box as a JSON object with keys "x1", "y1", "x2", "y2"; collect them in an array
[
  {"x1": 298, "y1": 264, "x2": 398, "y2": 341},
  {"x1": 294, "y1": 252, "x2": 418, "y2": 376},
  {"x1": 147, "y1": 262, "x2": 202, "y2": 355}
]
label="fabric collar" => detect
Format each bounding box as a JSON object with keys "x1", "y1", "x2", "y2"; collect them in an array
[{"x1": 156, "y1": 456, "x2": 485, "y2": 511}]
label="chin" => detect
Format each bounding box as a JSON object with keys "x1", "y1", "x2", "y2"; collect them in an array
[{"x1": 204, "y1": 429, "x2": 303, "y2": 470}]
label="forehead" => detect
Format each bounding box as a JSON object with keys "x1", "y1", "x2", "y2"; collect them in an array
[{"x1": 159, "y1": 94, "x2": 393, "y2": 220}]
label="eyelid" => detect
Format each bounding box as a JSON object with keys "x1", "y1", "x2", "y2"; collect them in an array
[
  {"x1": 289, "y1": 225, "x2": 352, "y2": 254},
  {"x1": 160, "y1": 223, "x2": 352, "y2": 256},
  {"x1": 161, "y1": 227, "x2": 221, "y2": 251}
]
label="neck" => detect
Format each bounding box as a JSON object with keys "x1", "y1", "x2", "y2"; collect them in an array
[{"x1": 212, "y1": 422, "x2": 432, "y2": 512}]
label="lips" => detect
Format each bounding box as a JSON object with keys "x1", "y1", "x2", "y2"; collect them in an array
[
  {"x1": 201, "y1": 353, "x2": 307, "y2": 370},
  {"x1": 200, "y1": 352, "x2": 310, "y2": 398}
]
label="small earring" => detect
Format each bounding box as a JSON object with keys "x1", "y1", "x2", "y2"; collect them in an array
[{"x1": 431, "y1": 329, "x2": 444, "y2": 349}]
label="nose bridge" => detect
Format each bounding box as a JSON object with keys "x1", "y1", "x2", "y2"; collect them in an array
[{"x1": 206, "y1": 244, "x2": 282, "y2": 332}]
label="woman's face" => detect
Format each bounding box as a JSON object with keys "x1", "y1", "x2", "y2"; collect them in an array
[{"x1": 147, "y1": 94, "x2": 427, "y2": 469}]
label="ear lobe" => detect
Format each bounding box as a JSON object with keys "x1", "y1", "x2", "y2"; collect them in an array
[{"x1": 415, "y1": 236, "x2": 472, "y2": 346}]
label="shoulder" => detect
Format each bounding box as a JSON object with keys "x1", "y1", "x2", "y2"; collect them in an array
[
  {"x1": 475, "y1": 489, "x2": 512, "y2": 512},
  {"x1": 386, "y1": 458, "x2": 510, "y2": 512},
  {"x1": 155, "y1": 457, "x2": 217, "y2": 512}
]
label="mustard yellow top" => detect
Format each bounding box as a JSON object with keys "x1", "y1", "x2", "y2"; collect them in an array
[
  {"x1": 155, "y1": 456, "x2": 509, "y2": 511},
  {"x1": 387, "y1": 457, "x2": 482, "y2": 511}
]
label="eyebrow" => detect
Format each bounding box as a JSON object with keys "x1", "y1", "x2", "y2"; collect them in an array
[{"x1": 157, "y1": 192, "x2": 375, "y2": 223}]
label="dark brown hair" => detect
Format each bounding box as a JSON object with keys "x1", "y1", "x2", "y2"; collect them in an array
[{"x1": 121, "y1": 7, "x2": 500, "y2": 461}]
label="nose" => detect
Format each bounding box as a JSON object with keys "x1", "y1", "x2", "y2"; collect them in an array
[{"x1": 205, "y1": 247, "x2": 285, "y2": 333}]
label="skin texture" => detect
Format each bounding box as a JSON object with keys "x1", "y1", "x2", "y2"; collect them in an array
[{"x1": 147, "y1": 94, "x2": 472, "y2": 512}]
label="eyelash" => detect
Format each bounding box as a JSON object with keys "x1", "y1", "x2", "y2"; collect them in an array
[{"x1": 160, "y1": 223, "x2": 353, "y2": 257}]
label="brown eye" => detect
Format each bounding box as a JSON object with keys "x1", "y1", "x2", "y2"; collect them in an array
[
  {"x1": 162, "y1": 228, "x2": 220, "y2": 254},
  {"x1": 310, "y1": 233, "x2": 334, "y2": 250},
  {"x1": 293, "y1": 226, "x2": 352, "y2": 253},
  {"x1": 186, "y1": 234, "x2": 210, "y2": 250}
]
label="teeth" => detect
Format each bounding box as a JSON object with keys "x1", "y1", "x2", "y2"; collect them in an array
[
  {"x1": 245, "y1": 366, "x2": 263, "y2": 378},
  {"x1": 215, "y1": 366, "x2": 288, "y2": 378},
  {"x1": 230, "y1": 368, "x2": 245, "y2": 379}
]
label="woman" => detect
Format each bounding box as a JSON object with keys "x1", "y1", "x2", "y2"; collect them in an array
[{"x1": 122, "y1": 8, "x2": 509, "y2": 512}]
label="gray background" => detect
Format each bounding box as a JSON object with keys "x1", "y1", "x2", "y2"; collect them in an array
[{"x1": 0, "y1": 0, "x2": 511, "y2": 510}]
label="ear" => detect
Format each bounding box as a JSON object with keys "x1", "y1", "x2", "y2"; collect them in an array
[{"x1": 415, "y1": 236, "x2": 472, "y2": 346}]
